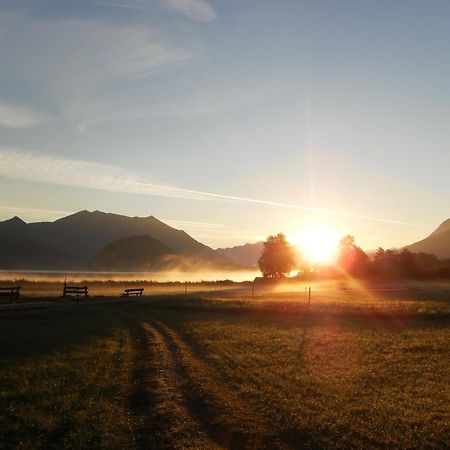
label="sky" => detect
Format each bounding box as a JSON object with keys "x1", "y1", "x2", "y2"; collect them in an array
[{"x1": 0, "y1": 0, "x2": 449, "y2": 250}]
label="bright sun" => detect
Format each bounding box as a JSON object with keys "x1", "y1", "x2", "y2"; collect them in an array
[{"x1": 289, "y1": 224, "x2": 340, "y2": 264}]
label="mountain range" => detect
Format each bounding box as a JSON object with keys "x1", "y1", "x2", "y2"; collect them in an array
[
  {"x1": 0, "y1": 210, "x2": 229, "y2": 270},
  {"x1": 404, "y1": 219, "x2": 450, "y2": 259},
  {"x1": 215, "y1": 242, "x2": 264, "y2": 268},
  {"x1": 0, "y1": 210, "x2": 448, "y2": 270}
]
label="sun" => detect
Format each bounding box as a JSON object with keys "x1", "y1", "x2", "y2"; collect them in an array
[{"x1": 289, "y1": 224, "x2": 340, "y2": 264}]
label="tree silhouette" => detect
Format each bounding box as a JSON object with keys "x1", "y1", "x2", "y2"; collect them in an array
[
  {"x1": 258, "y1": 233, "x2": 296, "y2": 278},
  {"x1": 373, "y1": 247, "x2": 419, "y2": 278},
  {"x1": 337, "y1": 235, "x2": 369, "y2": 276}
]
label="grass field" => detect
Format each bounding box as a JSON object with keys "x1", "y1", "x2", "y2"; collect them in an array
[{"x1": 0, "y1": 282, "x2": 449, "y2": 449}]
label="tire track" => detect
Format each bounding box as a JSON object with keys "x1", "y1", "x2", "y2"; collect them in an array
[
  {"x1": 118, "y1": 308, "x2": 283, "y2": 448},
  {"x1": 129, "y1": 323, "x2": 157, "y2": 449},
  {"x1": 151, "y1": 320, "x2": 267, "y2": 449},
  {"x1": 131, "y1": 320, "x2": 216, "y2": 449}
]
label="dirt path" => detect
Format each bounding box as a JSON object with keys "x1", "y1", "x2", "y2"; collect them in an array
[
  {"x1": 130, "y1": 320, "x2": 215, "y2": 449},
  {"x1": 151, "y1": 320, "x2": 267, "y2": 449},
  {"x1": 124, "y1": 307, "x2": 270, "y2": 449}
]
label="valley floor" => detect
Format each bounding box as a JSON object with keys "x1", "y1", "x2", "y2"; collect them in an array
[{"x1": 0, "y1": 285, "x2": 449, "y2": 449}]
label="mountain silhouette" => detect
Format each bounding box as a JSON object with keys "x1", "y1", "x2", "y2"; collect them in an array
[
  {"x1": 216, "y1": 241, "x2": 264, "y2": 268},
  {"x1": 0, "y1": 235, "x2": 64, "y2": 269},
  {"x1": 89, "y1": 235, "x2": 177, "y2": 271},
  {"x1": 428, "y1": 219, "x2": 450, "y2": 237},
  {"x1": 0, "y1": 210, "x2": 227, "y2": 270},
  {"x1": 405, "y1": 219, "x2": 450, "y2": 259}
]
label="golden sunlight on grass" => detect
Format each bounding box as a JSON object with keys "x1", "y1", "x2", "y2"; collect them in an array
[{"x1": 289, "y1": 224, "x2": 340, "y2": 263}]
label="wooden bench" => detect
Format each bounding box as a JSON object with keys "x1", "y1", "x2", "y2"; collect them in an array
[
  {"x1": 0, "y1": 286, "x2": 20, "y2": 300},
  {"x1": 63, "y1": 282, "x2": 88, "y2": 298},
  {"x1": 121, "y1": 288, "x2": 144, "y2": 297}
]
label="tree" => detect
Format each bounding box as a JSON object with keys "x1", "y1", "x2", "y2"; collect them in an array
[
  {"x1": 258, "y1": 233, "x2": 296, "y2": 278},
  {"x1": 337, "y1": 235, "x2": 369, "y2": 277},
  {"x1": 397, "y1": 249, "x2": 419, "y2": 277},
  {"x1": 373, "y1": 247, "x2": 419, "y2": 278}
]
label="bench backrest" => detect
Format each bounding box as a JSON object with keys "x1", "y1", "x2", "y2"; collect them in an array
[
  {"x1": 0, "y1": 287, "x2": 21, "y2": 299},
  {"x1": 63, "y1": 284, "x2": 88, "y2": 296}
]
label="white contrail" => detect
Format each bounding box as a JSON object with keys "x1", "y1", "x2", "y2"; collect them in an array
[
  {"x1": 130, "y1": 180, "x2": 420, "y2": 226},
  {"x1": 0, "y1": 146, "x2": 422, "y2": 227}
]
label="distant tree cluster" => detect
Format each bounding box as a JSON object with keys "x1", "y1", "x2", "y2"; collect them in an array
[
  {"x1": 259, "y1": 233, "x2": 450, "y2": 280},
  {"x1": 372, "y1": 248, "x2": 450, "y2": 279},
  {"x1": 337, "y1": 238, "x2": 450, "y2": 279},
  {"x1": 337, "y1": 235, "x2": 370, "y2": 277},
  {"x1": 372, "y1": 248, "x2": 419, "y2": 278}
]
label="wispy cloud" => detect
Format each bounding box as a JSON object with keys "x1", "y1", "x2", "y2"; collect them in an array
[
  {"x1": 195, "y1": 232, "x2": 266, "y2": 245},
  {"x1": 162, "y1": 218, "x2": 227, "y2": 242},
  {"x1": 0, "y1": 101, "x2": 50, "y2": 128},
  {"x1": 162, "y1": 219, "x2": 224, "y2": 229},
  {"x1": 76, "y1": 88, "x2": 262, "y2": 131},
  {"x1": 0, "y1": 146, "x2": 208, "y2": 201},
  {"x1": 94, "y1": 0, "x2": 217, "y2": 21},
  {"x1": 160, "y1": 0, "x2": 216, "y2": 22},
  {"x1": 0, "y1": 12, "x2": 190, "y2": 128},
  {"x1": 0, "y1": 146, "x2": 423, "y2": 227},
  {"x1": 92, "y1": 1, "x2": 149, "y2": 10}
]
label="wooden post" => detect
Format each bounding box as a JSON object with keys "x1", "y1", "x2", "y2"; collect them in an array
[
  {"x1": 185, "y1": 282, "x2": 187, "y2": 296},
  {"x1": 308, "y1": 287, "x2": 311, "y2": 304}
]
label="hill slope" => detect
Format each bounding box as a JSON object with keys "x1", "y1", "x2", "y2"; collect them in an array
[
  {"x1": 89, "y1": 235, "x2": 177, "y2": 271},
  {"x1": 216, "y1": 242, "x2": 264, "y2": 268},
  {"x1": 405, "y1": 219, "x2": 450, "y2": 259},
  {"x1": 0, "y1": 235, "x2": 65, "y2": 269},
  {"x1": 428, "y1": 219, "x2": 450, "y2": 237}
]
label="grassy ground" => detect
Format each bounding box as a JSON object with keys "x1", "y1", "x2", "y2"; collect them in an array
[
  {"x1": 0, "y1": 285, "x2": 449, "y2": 449},
  {"x1": 0, "y1": 279, "x2": 246, "y2": 302}
]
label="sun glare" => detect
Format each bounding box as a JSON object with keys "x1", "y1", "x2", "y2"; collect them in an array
[{"x1": 290, "y1": 224, "x2": 340, "y2": 264}]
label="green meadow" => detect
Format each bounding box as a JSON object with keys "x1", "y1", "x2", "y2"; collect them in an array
[{"x1": 0, "y1": 283, "x2": 449, "y2": 449}]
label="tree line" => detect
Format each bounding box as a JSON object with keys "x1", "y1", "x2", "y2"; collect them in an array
[{"x1": 258, "y1": 233, "x2": 450, "y2": 280}]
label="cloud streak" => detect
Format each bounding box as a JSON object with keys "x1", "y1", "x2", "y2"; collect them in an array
[
  {"x1": 0, "y1": 101, "x2": 50, "y2": 128},
  {"x1": 160, "y1": 0, "x2": 216, "y2": 21},
  {"x1": 0, "y1": 12, "x2": 190, "y2": 129},
  {"x1": 0, "y1": 147, "x2": 422, "y2": 227},
  {"x1": 93, "y1": 1, "x2": 149, "y2": 9},
  {"x1": 162, "y1": 219, "x2": 224, "y2": 229},
  {"x1": 94, "y1": 0, "x2": 217, "y2": 21},
  {"x1": 76, "y1": 88, "x2": 263, "y2": 131}
]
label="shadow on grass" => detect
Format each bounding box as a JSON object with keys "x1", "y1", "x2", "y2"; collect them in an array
[{"x1": 0, "y1": 305, "x2": 134, "y2": 364}]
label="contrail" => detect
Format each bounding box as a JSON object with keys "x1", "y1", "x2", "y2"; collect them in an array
[
  {"x1": 0, "y1": 146, "x2": 423, "y2": 227},
  {"x1": 129, "y1": 180, "x2": 421, "y2": 227}
]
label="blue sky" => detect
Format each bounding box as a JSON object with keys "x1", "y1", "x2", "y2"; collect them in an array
[{"x1": 0, "y1": 0, "x2": 449, "y2": 249}]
